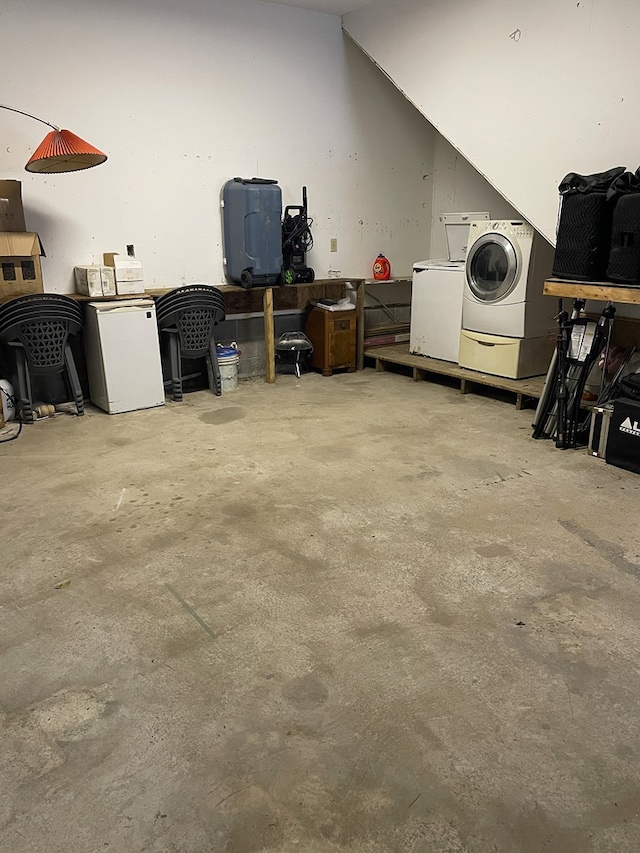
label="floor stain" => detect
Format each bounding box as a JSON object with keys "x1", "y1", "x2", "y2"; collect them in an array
[
  {"x1": 282, "y1": 675, "x2": 329, "y2": 710},
  {"x1": 222, "y1": 501, "x2": 257, "y2": 519},
  {"x1": 417, "y1": 466, "x2": 442, "y2": 480},
  {"x1": 476, "y1": 544, "x2": 513, "y2": 558},
  {"x1": 559, "y1": 519, "x2": 640, "y2": 578},
  {"x1": 353, "y1": 620, "x2": 409, "y2": 641},
  {"x1": 200, "y1": 407, "x2": 246, "y2": 425}
]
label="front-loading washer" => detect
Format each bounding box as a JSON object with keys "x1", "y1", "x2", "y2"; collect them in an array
[{"x1": 462, "y1": 219, "x2": 555, "y2": 338}]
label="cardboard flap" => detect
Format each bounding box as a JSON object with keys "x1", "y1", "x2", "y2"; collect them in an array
[{"x1": 0, "y1": 232, "x2": 44, "y2": 257}]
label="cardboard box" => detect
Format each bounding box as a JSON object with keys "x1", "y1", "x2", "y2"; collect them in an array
[
  {"x1": 0, "y1": 232, "x2": 45, "y2": 300},
  {"x1": 103, "y1": 252, "x2": 144, "y2": 295},
  {"x1": 75, "y1": 265, "x2": 116, "y2": 297},
  {"x1": 0, "y1": 180, "x2": 27, "y2": 232},
  {"x1": 114, "y1": 279, "x2": 145, "y2": 295}
]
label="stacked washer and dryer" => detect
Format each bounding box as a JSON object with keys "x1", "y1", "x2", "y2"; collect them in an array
[
  {"x1": 410, "y1": 216, "x2": 555, "y2": 379},
  {"x1": 460, "y1": 220, "x2": 555, "y2": 379}
]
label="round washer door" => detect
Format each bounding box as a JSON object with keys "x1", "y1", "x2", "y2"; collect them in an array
[{"x1": 466, "y1": 233, "x2": 518, "y2": 302}]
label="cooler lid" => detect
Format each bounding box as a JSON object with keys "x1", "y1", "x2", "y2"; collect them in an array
[
  {"x1": 413, "y1": 259, "x2": 464, "y2": 272},
  {"x1": 442, "y1": 211, "x2": 490, "y2": 262},
  {"x1": 89, "y1": 299, "x2": 154, "y2": 312}
]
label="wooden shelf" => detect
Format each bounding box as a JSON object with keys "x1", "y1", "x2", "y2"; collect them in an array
[
  {"x1": 10, "y1": 279, "x2": 363, "y2": 317},
  {"x1": 544, "y1": 278, "x2": 640, "y2": 303},
  {"x1": 363, "y1": 277, "x2": 412, "y2": 286},
  {"x1": 364, "y1": 343, "x2": 546, "y2": 409}
]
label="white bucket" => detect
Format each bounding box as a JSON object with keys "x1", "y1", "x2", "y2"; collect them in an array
[{"x1": 217, "y1": 344, "x2": 240, "y2": 392}]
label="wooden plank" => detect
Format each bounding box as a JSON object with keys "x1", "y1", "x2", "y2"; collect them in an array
[
  {"x1": 263, "y1": 288, "x2": 276, "y2": 384},
  {"x1": 363, "y1": 277, "x2": 412, "y2": 286},
  {"x1": 53, "y1": 280, "x2": 353, "y2": 316},
  {"x1": 544, "y1": 278, "x2": 640, "y2": 304},
  {"x1": 364, "y1": 343, "x2": 546, "y2": 400},
  {"x1": 222, "y1": 287, "x2": 273, "y2": 315},
  {"x1": 356, "y1": 279, "x2": 365, "y2": 371}
]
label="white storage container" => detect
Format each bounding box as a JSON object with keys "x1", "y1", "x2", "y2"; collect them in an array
[{"x1": 75, "y1": 265, "x2": 116, "y2": 297}]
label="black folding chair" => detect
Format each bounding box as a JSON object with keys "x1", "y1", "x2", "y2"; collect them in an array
[
  {"x1": 155, "y1": 286, "x2": 226, "y2": 402},
  {"x1": 0, "y1": 294, "x2": 84, "y2": 423}
]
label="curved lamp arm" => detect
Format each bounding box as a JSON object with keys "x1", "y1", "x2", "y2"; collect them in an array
[
  {"x1": 0, "y1": 103, "x2": 106, "y2": 173},
  {"x1": 0, "y1": 104, "x2": 59, "y2": 131}
]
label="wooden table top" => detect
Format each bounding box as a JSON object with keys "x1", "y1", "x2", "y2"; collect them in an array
[
  {"x1": 0, "y1": 278, "x2": 365, "y2": 313},
  {"x1": 544, "y1": 278, "x2": 640, "y2": 304}
]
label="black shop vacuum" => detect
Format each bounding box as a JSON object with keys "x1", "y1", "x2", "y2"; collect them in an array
[{"x1": 282, "y1": 186, "x2": 315, "y2": 284}]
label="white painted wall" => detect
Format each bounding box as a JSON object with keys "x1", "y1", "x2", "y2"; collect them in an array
[
  {"x1": 1, "y1": 0, "x2": 435, "y2": 293},
  {"x1": 365, "y1": 132, "x2": 522, "y2": 309},
  {"x1": 344, "y1": 0, "x2": 640, "y2": 244},
  {"x1": 430, "y1": 135, "x2": 521, "y2": 259}
]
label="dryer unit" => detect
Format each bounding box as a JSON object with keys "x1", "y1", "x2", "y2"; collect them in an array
[{"x1": 462, "y1": 220, "x2": 555, "y2": 339}]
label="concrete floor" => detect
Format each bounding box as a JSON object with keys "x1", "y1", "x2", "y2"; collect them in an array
[{"x1": 2, "y1": 367, "x2": 640, "y2": 853}]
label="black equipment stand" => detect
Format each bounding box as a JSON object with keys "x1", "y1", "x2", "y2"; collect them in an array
[{"x1": 532, "y1": 299, "x2": 616, "y2": 448}]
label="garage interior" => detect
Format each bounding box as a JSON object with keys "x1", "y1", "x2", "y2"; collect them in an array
[{"x1": 2, "y1": 1, "x2": 640, "y2": 852}]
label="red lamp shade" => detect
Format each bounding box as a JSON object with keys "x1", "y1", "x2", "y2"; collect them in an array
[{"x1": 25, "y1": 128, "x2": 107, "y2": 174}]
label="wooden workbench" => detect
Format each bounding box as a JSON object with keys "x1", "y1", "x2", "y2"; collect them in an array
[
  {"x1": 0, "y1": 279, "x2": 365, "y2": 384},
  {"x1": 154, "y1": 280, "x2": 365, "y2": 382}
]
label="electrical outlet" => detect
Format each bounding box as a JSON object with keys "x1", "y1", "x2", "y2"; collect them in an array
[{"x1": 330, "y1": 238, "x2": 338, "y2": 253}]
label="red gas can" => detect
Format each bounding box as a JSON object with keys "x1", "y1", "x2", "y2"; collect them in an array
[{"x1": 373, "y1": 253, "x2": 391, "y2": 280}]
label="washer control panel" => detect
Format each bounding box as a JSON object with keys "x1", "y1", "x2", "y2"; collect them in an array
[{"x1": 470, "y1": 220, "x2": 533, "y2": 240}]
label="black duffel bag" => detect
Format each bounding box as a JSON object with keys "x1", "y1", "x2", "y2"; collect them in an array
[
  {"x1": 607, "y1": 168, "x2": 640, "y2": 285},
  {"x1": 618, "y1": 372, "x2": 640, "y2": 401},
  {"x1": 552, "y1": 166, "x2": 626, "y2": 281}
]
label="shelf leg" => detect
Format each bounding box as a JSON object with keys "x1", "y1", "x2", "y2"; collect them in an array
[
  {"x1": 263, "y1": 287, "x2": 276, "y2": 384},
  {"x1": 356, "y1": 279, "x2": 365, "y2": 371}
]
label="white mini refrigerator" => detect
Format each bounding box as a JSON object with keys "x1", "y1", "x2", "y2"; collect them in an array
[{"x1": 84, "y1": 299, "x2": 165, "y2": 414}]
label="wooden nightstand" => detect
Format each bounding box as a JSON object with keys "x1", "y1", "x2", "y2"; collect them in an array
[{"x1": 305, "y1": 306, "x2": 357, "y2": 376}]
